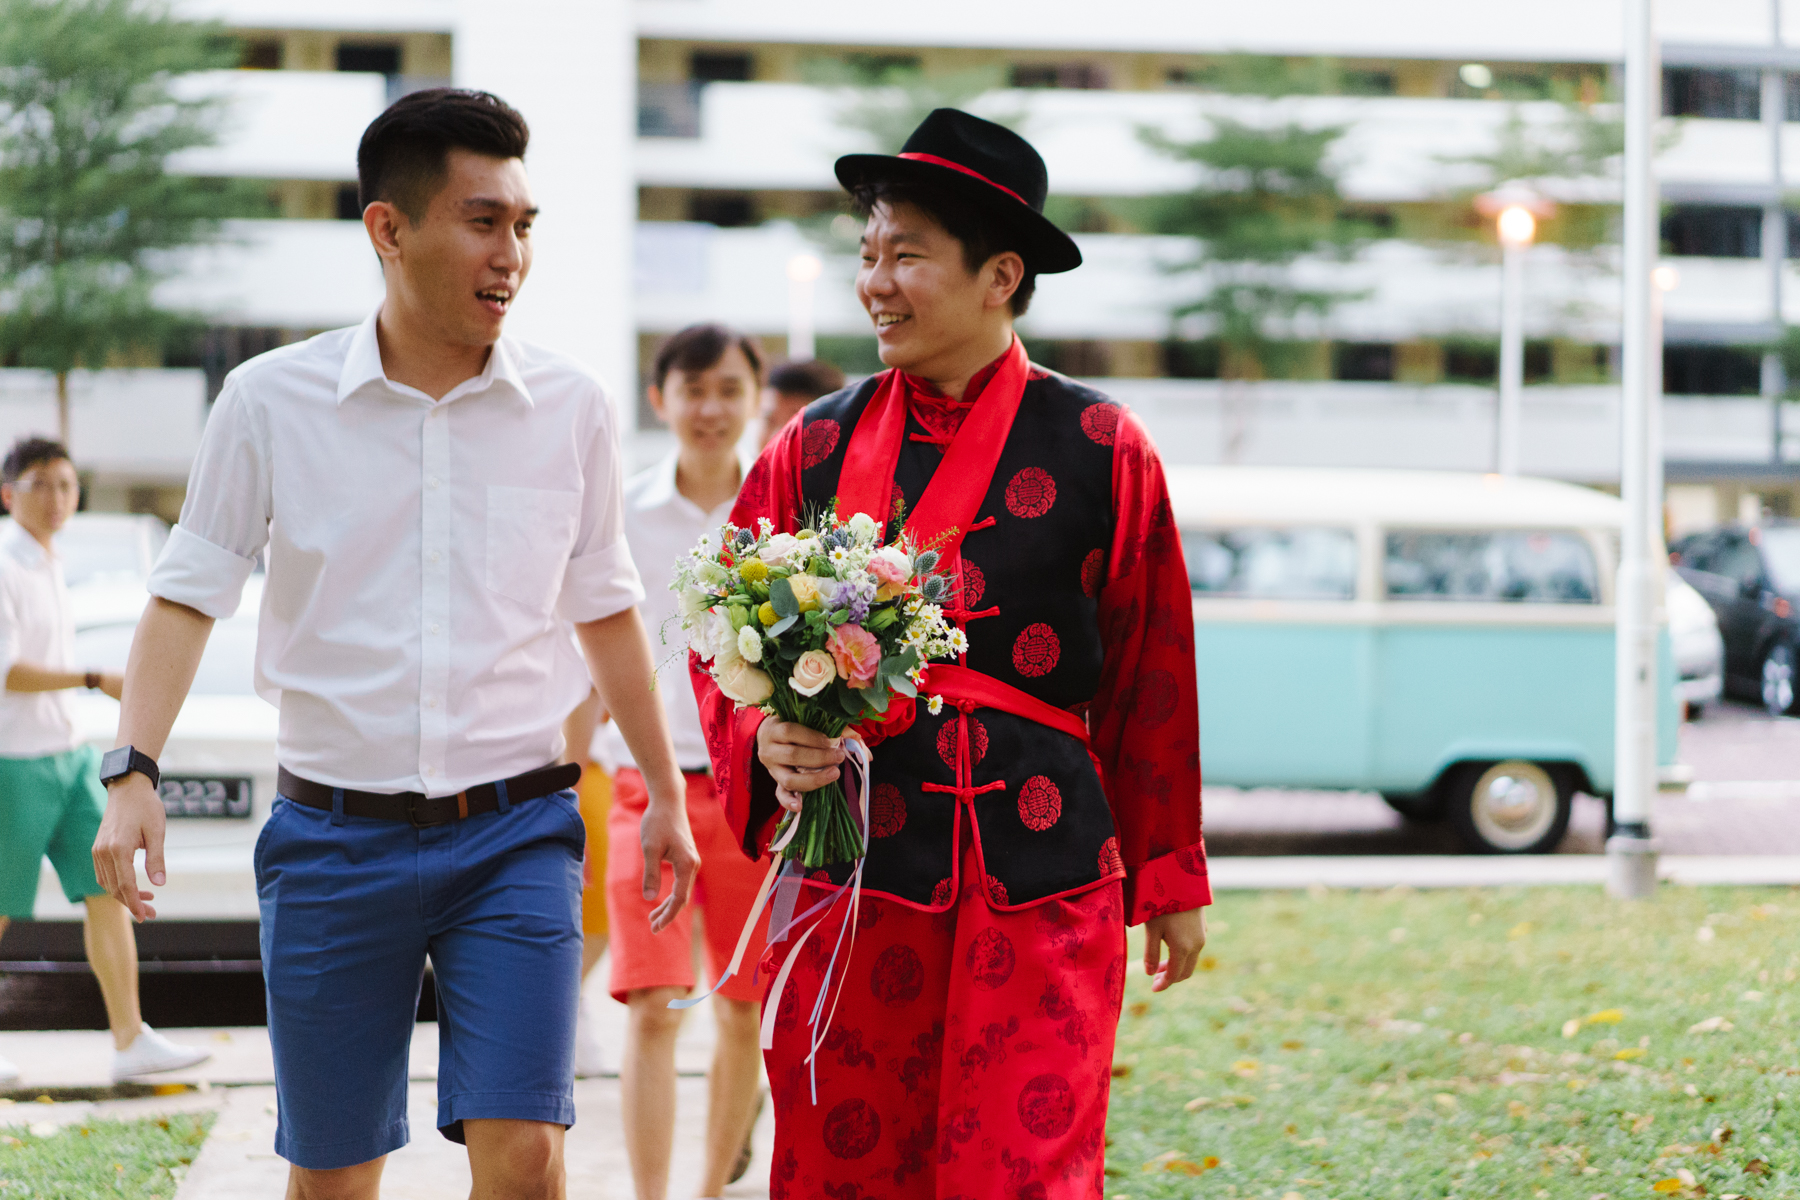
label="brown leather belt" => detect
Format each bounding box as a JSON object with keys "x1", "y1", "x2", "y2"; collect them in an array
[{"x1": 276, "y1": 762, "x2": 582, "y2": 828}]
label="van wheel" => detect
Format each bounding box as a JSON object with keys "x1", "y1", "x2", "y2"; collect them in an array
[
  {"x1": 1381, "y1": 791, "x2": 1443, "y2": 822},
  {"x1": 1762, "y1": 642, "x2": 1798, "y2": 717},
  {"x1": 1444, "y1": 760, "x2": 1572, "y2": 854}
]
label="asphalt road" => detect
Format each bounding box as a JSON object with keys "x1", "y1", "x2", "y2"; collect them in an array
[
  {"x1": 1202, "y1": 697, "x2": 1800, "y2": 857},
  {"x1": 4, "y1": 700, "x2": 1794, "y2": 1032}
]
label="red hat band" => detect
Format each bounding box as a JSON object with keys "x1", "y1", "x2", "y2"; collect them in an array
[{"x1": 896, "y1": 152, "x2": 1029, "y2": 208}]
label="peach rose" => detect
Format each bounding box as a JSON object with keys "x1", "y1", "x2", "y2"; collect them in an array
[
  {"x1": 790, "y1": 648, "x2": 837, "y2": 697},
  {"x1": 827, "y1": 623, "x2": 882, "y2": 689}
]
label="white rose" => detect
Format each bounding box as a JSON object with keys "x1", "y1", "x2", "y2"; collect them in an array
[
  {"x1": 736, "y1": 624, "x2": 763, "y2": 663},
  {"x1": 677, "y1": 588, "x2": 713, "y2": 619},
  {"x1": 715, "y1": 643, "x2": 774, "y2": 705},
  {"x1": 758, "y1": 533, "x2": 804, "y2": 567},
  {"x1": 695, "y1": 607, "x2": 735, "y2": 660},
  {"x1": 790, "y1": 649, "x2": 837, "y2": 697},
  {"x1": 847, "y1": 512, "x2": 879, "y2": 545}
]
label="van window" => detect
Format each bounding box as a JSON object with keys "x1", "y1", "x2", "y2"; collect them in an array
[
  {"x1": 1185, "y1": 528, "x2": 1358, "y2": 600},
  {"x1": 1385, "y1": 531, "x2": 1598, "y2": 603}
]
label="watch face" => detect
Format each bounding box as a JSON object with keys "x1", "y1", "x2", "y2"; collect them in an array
[{"x1": 101, "y1": 746, "x2": 133, "y2": 781}]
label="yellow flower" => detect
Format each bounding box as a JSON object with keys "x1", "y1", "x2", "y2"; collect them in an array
[
  {"x1": 758, "y1": 602, "x2": 778, "y2": 626},
  {"x1": 788, "y1": 573, "x2": 824, "y2": 612},
  {"x1": 739, "y1": 558, "x2": 769, "y2": 584}
]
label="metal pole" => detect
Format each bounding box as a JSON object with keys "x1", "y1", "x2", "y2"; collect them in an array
[
  {"x1": 1498, "y1": 239, "x2": 1525, "y2": 475},
  {"x1": 1763, "y1": 47, "x2": 1787, "y2": 464},
  {"x1": 1609, "y1": 0, "x2": 1660, "y2": 899}
]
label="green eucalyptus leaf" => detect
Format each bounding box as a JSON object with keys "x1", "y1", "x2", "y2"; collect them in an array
[
  {"x1": 889, "y1": 673, "x2": 918, "y2": 698},
  {"x1": 857, "y1": 686, "x2": 890, "y2": 714},
  {"x1": 770, "y1": 576, "x2": 799, "y2": 619},
  {"x1": 769, "y1": 614, "x2": 798, "y2": 637}
]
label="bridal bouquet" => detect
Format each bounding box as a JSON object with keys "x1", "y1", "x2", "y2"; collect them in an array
[{"x1": 674, "y1": 509, "x2": 964, "y2": 868}]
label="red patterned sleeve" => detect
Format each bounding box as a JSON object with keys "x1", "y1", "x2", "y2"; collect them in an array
[
  {"x1": 1088, "y1": 407, "x2": 1210, "y2": 924},
  {"x1": 692, "y1": 420, "x2": 806, "y2": 859}
]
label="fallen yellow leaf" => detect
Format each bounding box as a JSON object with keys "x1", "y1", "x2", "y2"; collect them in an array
[
  {"x1": 1128, "y1": 1002, "x2": 1149, "y2": 1018},
  {"x1": 1111, "y1": 1064, "x2": 1132, "y2": 1078},
  {"x1": 1614, "y1": 1048, "x2": 1646, "y2": 1060},
  {"x1": 1585, "y1": 1008, "x2": 1624, "y2": 1024},
  {"x1": 1183, "y1": 1096, "x2": 1212, "y2": 1112},
  {"x1": 1508, "y1": 921, "x2": 1534, "y2": 939},
  {"x1": 1198, "y1": 956, "x2": 1218, "y2": 972},
  {"x1": 1652, "y1": 1180, "x2": 1684, "y2": 1193},
  {"x1": 1281, "y1": 1039, "x2": 1304, "y2": 1050}
]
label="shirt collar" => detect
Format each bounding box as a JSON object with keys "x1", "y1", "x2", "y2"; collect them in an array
[
  {"x1": 0, "y1": 520, "x2": 48, "y2": 569},
  {"x1": 336, "y1": 307, "x2": 532, "y2": 407},
  {"x1": 643, "y1": 447, "x2": 757, "y2": 517}
]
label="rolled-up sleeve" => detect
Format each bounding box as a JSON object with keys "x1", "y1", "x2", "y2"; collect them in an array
[
  {"x1": 558, "y1": 381, "x2": 645, "y2": 623},
  {"x1": 147, "y1": 374, "x2": 268, "y2": 619}
]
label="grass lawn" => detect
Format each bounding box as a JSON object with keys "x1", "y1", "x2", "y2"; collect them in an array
[
  {"x1": 0, "y1": 1111, "x2": 212, "y2": 1199},
  {"x1": 1110, "y1": 885, "x2": 1798, "y2": 1200}
]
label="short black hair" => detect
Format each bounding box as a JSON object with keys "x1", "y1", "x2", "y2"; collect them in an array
[
  {"x1": 849, "y1": 178, "x2": 1038, "y2": 316},
  {"x1": 767, "y1": 359, "x2": 846, "y2": 400},
  {"x1": 356, "y1": 88, "x2": 530, "y2": 224},
  {"x1": 652, "y1": 324, "x2": 765, "y2": 390},
  {"x1": 3, "y1": 436, "x2": 71, "y2": 485}
]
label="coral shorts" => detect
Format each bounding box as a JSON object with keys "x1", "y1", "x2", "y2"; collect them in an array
[{"x1": 604, "y1": 768, "x2": 772, "y2": 1004}]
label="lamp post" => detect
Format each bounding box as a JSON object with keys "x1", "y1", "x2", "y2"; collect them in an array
[
  {"x1": 786, "y1": 252, "x2": 822, "y2": 362},
  {"x1": 1609, "y1": 0, "x2": 1661, "y2": 900},
  {"x1": 1476, "y1": 184, "x2": 1555, "y2": 476}
]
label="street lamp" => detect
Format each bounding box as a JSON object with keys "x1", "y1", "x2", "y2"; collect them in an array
[
  {"x1": 786, "y1": 252, "x2": 822, "y2": 361},
  {"x1": 1476, "y1": 183, "x2": 1556, "y2": 476}
]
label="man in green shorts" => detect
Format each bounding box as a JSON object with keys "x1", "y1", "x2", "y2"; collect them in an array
[{"x1": 0, "y1": 437, "x2": 209, "y2": 1084}]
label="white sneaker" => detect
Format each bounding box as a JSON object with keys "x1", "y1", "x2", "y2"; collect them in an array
[
  {"x1": 0, "y1": 1051, "x2": 18, "y2": 1086},
  {"x1": 573, "y1": 1003, "x2": 606, "y2": 1078},
  {"x1": 111, "y1": 1024, "x2": 211, "y2": 1082}
]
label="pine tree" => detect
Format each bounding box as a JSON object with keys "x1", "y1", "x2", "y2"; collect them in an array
[
  {"x1": 0, "y1": 0, "x2": 263, "y2": 446},
  {"x1": 1142, "y1": 58, "x2": 1368, "y2": 383}
]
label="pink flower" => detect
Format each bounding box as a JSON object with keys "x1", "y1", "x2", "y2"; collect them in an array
[
  {"x1": 826, "y1": 623, "x2": 882, "y2": 689},
  {"x1": 866, "y1": 547, "x2": 911, "y2": 587}
]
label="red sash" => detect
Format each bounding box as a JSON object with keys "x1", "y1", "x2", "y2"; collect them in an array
[{"x1": 834, "y1": 338, "x2": 1090, "y2": 749}]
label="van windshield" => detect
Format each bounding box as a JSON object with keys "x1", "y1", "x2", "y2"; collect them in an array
[
  {"x1": 1386, "y1": 531, "x2": 1598, "y2": 603},
  {"x1": 1185, "y1": 528, "x2": 1358, "y2": 600}
]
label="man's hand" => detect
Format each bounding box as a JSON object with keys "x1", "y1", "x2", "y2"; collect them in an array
[
  {"x1": 98, "y1": 672, "x2": 124, "y2": 701},
  {"x1": 637, "y1": 784, "x2": 700, "y2": 934},
  {"x1": 757, "y1": 720, "x2": 845, "y2": 813},
  {"x1": 1143, "y1": 907, "x2": 1207, "y2": 993},
  {"x1": 92, "y1": 775, "x2": 166, "y2": 922}
]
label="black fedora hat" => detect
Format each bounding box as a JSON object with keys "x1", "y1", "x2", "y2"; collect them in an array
[{"x1": 835, "y1": 108, "x2": 1082, "y2": 275}]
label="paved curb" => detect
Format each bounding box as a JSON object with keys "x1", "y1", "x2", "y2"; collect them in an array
[{"x1": 1208, "y1": 853, "x2": 1800, "y2": 890}]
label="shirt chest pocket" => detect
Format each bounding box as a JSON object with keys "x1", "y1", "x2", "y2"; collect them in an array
[{"x1": 485, "y1": 486, "x2": 582, "y2": 612}]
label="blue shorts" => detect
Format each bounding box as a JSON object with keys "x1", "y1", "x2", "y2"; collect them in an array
[{"x1": 254, "y1": 788, "x2": 585, "y2": 1171}]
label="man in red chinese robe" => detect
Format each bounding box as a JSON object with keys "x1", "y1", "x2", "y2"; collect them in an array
[{"x1": 693, "y1": 108, "x2": 1209, "y2": 1200}]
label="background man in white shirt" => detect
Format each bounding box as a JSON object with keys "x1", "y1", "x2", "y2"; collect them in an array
[
  {"x1": 90, "y1": 89, "x2": 698, "y2": 1200},
  {"x1": 601, "y1": 325, "x2": 769, "y2": 1200},
  {"x1": 0, "y1": 438, "x2": 208, "y2": 1086}
]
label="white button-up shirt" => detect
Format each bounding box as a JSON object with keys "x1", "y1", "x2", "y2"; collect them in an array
[
  {"x1": 0, "y1": 522, "x2": 78, "y2": 759},
  {"x1": 149, "y1": 309, "x2": 644, "y2": 795},
  {"x1": 599, "y1": 452, "x2": 746, "y2": 773}
]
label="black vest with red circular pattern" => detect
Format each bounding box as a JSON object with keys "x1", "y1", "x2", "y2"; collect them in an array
[{"x1": 797, "y1": 367, "x2": 1127, "y2": 909}]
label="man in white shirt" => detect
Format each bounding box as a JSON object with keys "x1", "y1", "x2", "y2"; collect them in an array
[
  {"x1": 0, "y1": 438, "x2": 208, "y2": 1086},
  {"x1": 600, "y1": 325, "x2": 769, "y2": 1200},
  {"x1": 90, "y1": 89, "x2": 698, "y2": 1200}
]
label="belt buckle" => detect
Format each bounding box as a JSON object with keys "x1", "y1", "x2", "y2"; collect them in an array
[{"x1": 407, "y1": 793, "x2": 456, "y2": 828}]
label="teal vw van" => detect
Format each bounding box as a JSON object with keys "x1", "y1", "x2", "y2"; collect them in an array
[{"x1": 1172, "y1": 467, "x2": 1679, "y2": 854}]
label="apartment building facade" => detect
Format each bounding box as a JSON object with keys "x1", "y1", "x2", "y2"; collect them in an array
[{"x1": 2, "y1": 0, "x2": 1795, "y2": 522}]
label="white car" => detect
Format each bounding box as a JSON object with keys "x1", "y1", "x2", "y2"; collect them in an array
[
  {"x1": 34, "y1": 579, "x2": 273, "y2": 947},
  {"x1": 1668, "y1": 566, "x2": 1724, "y2": 719}
]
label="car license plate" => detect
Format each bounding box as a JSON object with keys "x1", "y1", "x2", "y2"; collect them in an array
[{"x1": 160, "y1": 776, "x2": 252, "y2": 818}]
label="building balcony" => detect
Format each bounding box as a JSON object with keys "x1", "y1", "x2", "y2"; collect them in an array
[
  {"x1": 178, "y1": 0, "x2": 454, "y2": 33},
  {"x1": 169, "y1": 70, "x2": 388, "y2": 180}
]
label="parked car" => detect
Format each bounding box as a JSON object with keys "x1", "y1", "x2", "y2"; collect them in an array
[
  {"x1": 0, "y1": 511, "x2": 170, "y2": 629},
  {"x1": 1671, "y1": 522, "x2": 1800, "y2": 716},
  {"x1": 29, "y1": 578, "x2": 273, "y2": 966},
  {"x1": 1173, "y1": 466, "x2": 1682, "y2": 854},
  {"x1": 1667, "y1": 568, "x2": 1724, "y2": 720}
]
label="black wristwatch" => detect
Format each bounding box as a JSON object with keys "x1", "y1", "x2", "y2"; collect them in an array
[{"x1": 99, "y1": 745, "x2": 161, "y2": 790}]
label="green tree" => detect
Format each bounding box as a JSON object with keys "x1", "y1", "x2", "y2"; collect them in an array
[
  {"x1": 807, "y1": 57, "x2": 1016, "y2": 156},
  {"x1": 1141, "y1": 57, "x2": 1368, "y2": 382},
  {"x1": 0, "y1": 0, "x2": 262, "y2": 445}
]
